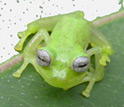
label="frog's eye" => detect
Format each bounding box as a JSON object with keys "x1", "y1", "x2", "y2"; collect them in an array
[
  {"x1": 72, "y1": 57, "x2": 90, "y2": 73},
  {"x1": 36, "y1": 50, "x2": 51, "y2": 66}
]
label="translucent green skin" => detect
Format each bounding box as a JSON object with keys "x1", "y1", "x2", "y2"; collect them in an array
[{"x1": 13, "y1": 11, "x2": 114, "y2": 97}]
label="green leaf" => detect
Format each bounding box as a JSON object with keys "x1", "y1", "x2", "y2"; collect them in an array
[{"x1": 0, "y1": 12, "x2": 124, "y2": 107}]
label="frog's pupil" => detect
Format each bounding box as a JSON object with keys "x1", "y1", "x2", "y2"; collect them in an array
[
  {"x1": 37, "y1": 56, "x2": 42, "y2": 60},
  {"x1": 78, "y1": 64, "x2": 87, "y2": 67},
  {"x1": 38, "y1": 56, "x2": 46, "y2": 62}
]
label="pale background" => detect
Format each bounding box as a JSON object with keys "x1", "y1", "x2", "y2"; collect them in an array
[{"x1": 0, "y1": 0, "x2": 123, "y2": 63}]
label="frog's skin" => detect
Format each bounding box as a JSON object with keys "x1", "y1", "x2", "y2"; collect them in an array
[{"x1": 13, "y1": 11, "x2": 114, "y2": 97}]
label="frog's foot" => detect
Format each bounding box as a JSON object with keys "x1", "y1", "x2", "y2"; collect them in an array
[
  {"x1": 81, "y1": 62, "x2": 104, "y2": 97},
  {"x1": 13, "y1": 62, "x2": 28, "y2": 78},
  {"x1": 15, "y1": 26, "x2": 37, "y2": 51},
  {"x1": 13, "y1": 71, "x2": 22, "y2": 78},
  {"x1": 15, "y1": 30, "x2": 32, "y2": 51},
  {"x1": 100, "y1": 53, "x2": 110, "y2": 66},
  {"x1": 15, "y1": 34, "x2": 27, "y2": 51},
  {"x1": 100, "y1": 46, "x2": 114, "y2": 66},
  {"x1": 82, "y1": 78, "x2": 95, "y2": 97},
  {"x1": 18, "y1": 31, "x2": 25, "y2": 38}
]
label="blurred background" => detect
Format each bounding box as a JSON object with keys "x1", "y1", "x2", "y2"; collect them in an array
[{"x1": 0, "y1": 0, "x2": 123, "y2": 63}]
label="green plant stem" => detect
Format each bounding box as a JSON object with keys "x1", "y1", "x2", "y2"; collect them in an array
[
  {"x1": 93, "y1": 10, "x2": 124, "y2": 27},
  {"x1": 0, "y1": 54, "x2": 23, "y2": 73}
]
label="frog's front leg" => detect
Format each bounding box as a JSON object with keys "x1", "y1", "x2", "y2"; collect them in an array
[
  {"x1": 13, "y1": 29, "x2": 50, "y2": 77},
  {"x1": 80, "y1": 46, "x2": 104, "y2": 97}
]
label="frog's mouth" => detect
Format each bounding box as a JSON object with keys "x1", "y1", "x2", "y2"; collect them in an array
[
  {"x1": 43, "y1": 76, "x2": 75, "y2": 90},
  {"x1": 41, "y1": 69, "x2": 88, "y2": 90}
]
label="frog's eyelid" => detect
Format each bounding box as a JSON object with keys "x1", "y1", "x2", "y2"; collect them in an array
[
  {"x1": 36, "y1": 50, "x2": 51, "y2": 66},
  {"x1": 72, "y1": 57, "x2": 90, "y2": 73}
]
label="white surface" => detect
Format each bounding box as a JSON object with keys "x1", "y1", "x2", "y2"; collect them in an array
[{"x1": 0, "y1": 0, "x2": 122, "y2": 63}]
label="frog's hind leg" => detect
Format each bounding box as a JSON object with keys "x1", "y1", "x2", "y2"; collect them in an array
[
  {"x1": 82, "y1": 48, "x2": 104, "y2": 97},
  {"x1": 13, "y1": 29, "x2": 50, "y2": 77},
  {"x1": 15, "y1": 11, "x2": 85, "y2": 51},
  {"x1": 90, "y1": 25, "x2": 114, "y2": 66}
]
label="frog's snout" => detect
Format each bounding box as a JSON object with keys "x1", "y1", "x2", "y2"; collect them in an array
[
  {"x1": 44, "y1": 68, "x2": 71, "y2": 89},
  {"x1": 52, "y1": 68, "x2": 67, "y2": 80}
]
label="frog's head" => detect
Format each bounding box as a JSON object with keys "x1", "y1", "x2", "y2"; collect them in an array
[{"x1": 36, "y1": 47, "x2": 90, "y2": 90}]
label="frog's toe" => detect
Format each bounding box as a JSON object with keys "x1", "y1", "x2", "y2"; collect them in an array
[
  {"x1": 99, "y1": 58, "x2": 106, "y2": 66},
  {"x1": 14, "y1": 45, "x2": 22, "y2": 51},
  {"x1": 13, "y1": 71, "x2": 21, "y2": 78},
  {"x1": 100, "y1": 54, "x2": 110, "y2": 66},
  {"x1": 18, "y1": 32, "x2": 24, "y2": 38},
  {"x1": 82, "y1": 90, "x2": 90, "y2": 98}
]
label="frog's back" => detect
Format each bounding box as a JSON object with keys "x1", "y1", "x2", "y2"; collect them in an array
[
  {"x1": 49, "y1": 16, "x2": 90, "y2": 47},
  {"x1": 47, "y1": 16, "x2": 91, "y2": 56}
]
